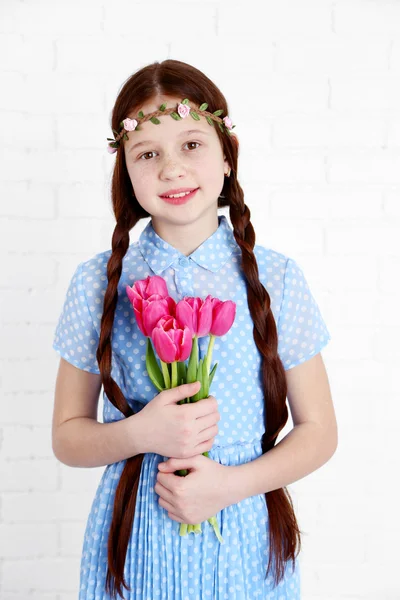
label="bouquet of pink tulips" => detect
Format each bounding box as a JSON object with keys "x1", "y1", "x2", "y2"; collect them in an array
[{"x1": 126, "y1": 275, "x2": 236, "y2": 542}]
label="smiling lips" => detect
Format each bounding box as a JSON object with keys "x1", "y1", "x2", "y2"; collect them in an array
[
  {"x1": 160, "y1": 188, "x2": 199, "y2": 204},
  {"x1": 160, "y1": 187, "x2": 198, "y2": 197}
]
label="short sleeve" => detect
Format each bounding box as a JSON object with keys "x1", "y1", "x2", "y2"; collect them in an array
[
  {"x1": 52, "y1": 262, "x2": 101, "y2": 374},
  {"x1": 277, "y1": 257, "x2": 331, "y2": 370}
]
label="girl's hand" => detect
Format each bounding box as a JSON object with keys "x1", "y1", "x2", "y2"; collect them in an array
[
  {"x1": 136, "y1": 382, "x2": 220, "y2": 459},
  {"x1": 155, "y1": 455, "x2": 234, "y2": 524}
]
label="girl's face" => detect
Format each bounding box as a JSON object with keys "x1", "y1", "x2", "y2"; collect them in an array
[{"x1": 123, "y1": 96, "x2": 230, "y2": 228}]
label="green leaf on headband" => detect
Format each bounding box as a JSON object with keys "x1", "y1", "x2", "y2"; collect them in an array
[
  {"x1": 213, "y1": 109, "x2": 223, "y2": 117},
  {"x1": 119, "y1": 121, "x2": 124, "y2": 128},
  {"x1": 150, "y1": 117, "x2": 161, "y2": 124},
  {"x1": 123, "y1": 133, "x2": 129, "y2": 141},
  {"x1": 112, "y1": 129, "x2": 119, "y2": 135},
  {"x1": 159, "y1": 103, "x2": 167, "y2": 111},
  {"x1": 138, "y1": 111, "x2": 144, "y2": 118},
  {"x1": 145, "y1": 338, "x2": 165, "y2": 391},
  {"x1": 135, "y1": 124, "x2": 142, "y2": 130},
  {"x1": 218, "y1": 123, "x2": 224, "y2": 133},
  {"x1": 199, "y1": 103, "x2": 208, "y2": 111},
  {"x1": 181, "y1": 98, "x2": 189, "y2": 105},
  {"x1": 205, "y1": 116, "x2": 214, "y2": 127},
  {"x1": 170, "y1": 112, "x2": 182, "y2": 121},
  {"x1": 190, "y1": 111, "x2": 200, "y2": 121},
  {"x1": 107, "y1": 138, "x2": 115, "y2": 141}
]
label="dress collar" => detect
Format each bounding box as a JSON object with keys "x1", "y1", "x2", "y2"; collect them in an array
[{"x1": 138, "y1": 215, "x2": 239, "y2": 274}]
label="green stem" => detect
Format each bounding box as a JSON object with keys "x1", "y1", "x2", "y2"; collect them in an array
[
  {"x1": 207, "y1": 516, "x2": 224, "y2": 543},
  {"x1": 205, "y1": 334, "x2": 215, "y2": 375},
  {"x1": 160, "y1": 360, "x2": 171, "y2": 389},
  {"x1": 171, "y1": 361, "x2": 177, "y2": 388}
]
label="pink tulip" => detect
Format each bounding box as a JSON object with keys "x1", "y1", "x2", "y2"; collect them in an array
[
  {"x1": 151, "y1": 316, "x2": 193, "y2": 363},
  {"x1": 126, "y1": 275, "x2": 169, "y2": 302},
  {"x1": 126, "y1": 276, "x2": 176, "y2": 337},
  {"x1": 209, "y1": 298, "x2": 236, "y2": 336},
  {"x1": 175, "y1": 295, "x2": 213, "y2": 337}
]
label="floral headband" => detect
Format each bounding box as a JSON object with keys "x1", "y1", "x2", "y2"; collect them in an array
[{"x1": 107, "y1": 98, "x2": 235, "y2": 153}]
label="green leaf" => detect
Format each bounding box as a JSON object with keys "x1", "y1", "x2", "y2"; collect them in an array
[
  {"x1": 159, "y1": 103, "x2": 167, "y2": 111},
  {"x1": 209, "y1": 361, "x2": 218, "y2": 387},
  {"x1": 119, "y1": 121, "x2": 124, "y2": 128},
  {"x1": 181, "y1": 98, "x2": 189, "y2": 105},
  {"x1": 213, "y1": 109, "x2": 223, "y2": 117},
  {"x1": 177, "y1": 360, "x2": 187, "y2": 385},
  {"x1": 135, "y1": 124, "x2": 142, "y2": 130},
  {"x1": 190, "y1": 111, "x2": 200, "y2": 121},
  {"x1": 107, "y1": 138, "x2": 115, "y2": 141},
  {"x1": 199, "y1": 103, "x2": 208, "y2": 111},
  {"x1": 138, "y1": 111, "x2": 144, "y2": 118},
  {"x1": 202, "y1": 358, "x2": 209, "y2": 398},
  {"x1": 146, "y1": 338, "x2": 165, "y2": 391},
  {"x1": 112, "y1": 129, "x2": 119, "y2": 135},
  {"x1": 170, "y1": 112, "x2": 182, "y2": 121},
  {"x1": 192, "y1": 358, "x2": 204, "y2": 402},
  {"x1": 150, "y1": 116, "x2": 161, "y2": 125},
  {"x1": 218, "y1": 122, "x2": 224, "y2": 133},
  {"x1": 187, "y1": 336, "x2": 198, "y2": 384},
  {"x1": 205, "y1": 116, "x2": 214, "y2": 127},
  {"x1": 123, "y1": 133, "x2": 129, "y2": 141}
]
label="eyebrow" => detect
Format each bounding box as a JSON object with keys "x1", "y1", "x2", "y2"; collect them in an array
[{"x1": 128, "y1": 129, "x2": 210, "y2": 152}]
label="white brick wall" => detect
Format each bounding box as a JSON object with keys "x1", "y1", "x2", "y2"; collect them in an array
[{"x1": 0, "y1": 0, "x2": 399, "y2": 598}]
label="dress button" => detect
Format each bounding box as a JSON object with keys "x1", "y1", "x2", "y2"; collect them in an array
[{"x1": 179, "y1": 256, "x2": 189, "y2": 267}]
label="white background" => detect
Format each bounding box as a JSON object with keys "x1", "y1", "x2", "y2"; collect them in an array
[{"x1": 0, "y1": 0, "x2": 399, "y2": 598}]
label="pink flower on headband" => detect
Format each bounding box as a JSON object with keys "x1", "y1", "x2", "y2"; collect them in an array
[
  {"x1": 123, "y1": 118, "x2": 138, "y2": 131},
  {"x1": 223, "y1": 116, "x2": 233, "y2": 130},
  {"x1": 178, "y1": 103, "x2": 191, "y2": 118}
]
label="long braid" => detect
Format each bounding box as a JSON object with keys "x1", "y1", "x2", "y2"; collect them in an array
[
  {"x1": 228, "y1": 177, "x2": 302, "y2": 586},
  {"x1": 96, "y1": 215, "x2": 146, "y2": 597}
]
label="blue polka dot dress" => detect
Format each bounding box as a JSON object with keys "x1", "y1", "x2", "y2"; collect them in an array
[{"x1": 53, "y1": 214, "x2": 331, "y2": 599}]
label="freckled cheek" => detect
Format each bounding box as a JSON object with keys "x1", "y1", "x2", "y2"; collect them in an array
[{"x1": 128, "y1": 167, "x2": 153, "y2": 192}]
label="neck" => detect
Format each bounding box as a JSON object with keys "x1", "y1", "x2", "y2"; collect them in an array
[{"x1": 151, "y1": 212, "x2": 220, "y2": 257}]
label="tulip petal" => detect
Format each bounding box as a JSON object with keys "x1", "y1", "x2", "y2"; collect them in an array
[
  {"x1": 152, "y1": 327, "x2": 177, "y2": 363},
  {"x1": 178, "y1": 325, "x2": 193, "y2": 362},
  {"x1": 146, "y1": 275, "x2": 169, "y2": 298},
  {"x1": 142, "y1": 299, "x2": 172, "y2": 336},
  {"x1": 197, "y1": 295, "x2": 213, "y2": 337},
  {"x1": 210, "y1": 300, "x2": 236, "y2": 336}
]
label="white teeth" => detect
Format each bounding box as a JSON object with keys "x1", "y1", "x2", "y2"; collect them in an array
[{"x1": 165, "y1": 190, "x2": 193, "y2": 198}]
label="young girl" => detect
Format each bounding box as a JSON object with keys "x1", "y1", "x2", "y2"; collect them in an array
[{"x1": 52, "y1": 59, "x2": 336, "y2": 600}]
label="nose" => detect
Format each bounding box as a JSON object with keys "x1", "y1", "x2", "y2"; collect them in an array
[{"x1": 159, "y1": 155, "x2": 187, "y2": 180}]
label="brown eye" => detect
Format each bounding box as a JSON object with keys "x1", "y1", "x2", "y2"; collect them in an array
[
  {"x1": 139, "y1": 151, "x2": 156, "y2": 161},
  {"x1": 186, "y1": 142, "x2": 200, "y2": 150}
]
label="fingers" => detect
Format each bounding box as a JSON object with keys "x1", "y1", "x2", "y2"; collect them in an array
[
  {"x1": 194, "y1": 437, "x2": 216, "y2": 454},
  {"x1": 163, "y1": 381, "x2": 201, "y2": 404},
  {"x1": 196, "y1": 411, "x2": 220, "y2": 432},
  {"x1": 158, "y1": 497, "x2": 182, "y2": 521},
  {"x1": 191, "y1": 396, "x2": 219, "y2": 419}
]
